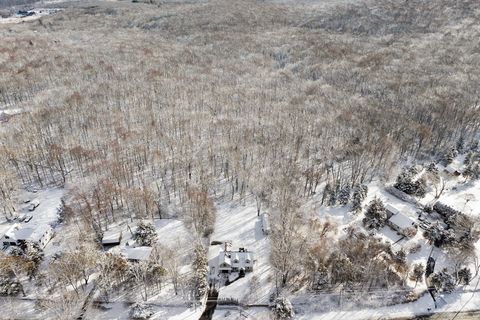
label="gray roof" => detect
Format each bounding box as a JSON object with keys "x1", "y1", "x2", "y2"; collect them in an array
[
  {"x1": 5, "y1": 224, "x2": 51, "y2": 243},
  {"x1": 385, "y1": 204, "x2": 401, "y2": 215},
  {"x1": 122, "y1": 247, "x2": 152, "y2": 261},
  {"x1": 389, "y1": 212, "x2": 416, "y2": 229},
  {"x1": 445, "y1": 163, "x2": 462, "y2": 173},
  {"x1": 102, "y1": 230, "x2": 122, "y2": 244},
  {"x1": 218, "y1": 249, "x2": 254, "y2": 270}
]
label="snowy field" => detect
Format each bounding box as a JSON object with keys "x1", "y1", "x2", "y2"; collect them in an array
[
  {"x1": 298, "y1": 288, "x2": 480, "y2": 319},
  {"x1": 439, "y1": 179, "x2": 480, "y2": 217}
]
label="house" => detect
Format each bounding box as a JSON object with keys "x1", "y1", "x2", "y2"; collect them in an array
[
  {"x1": 102, "y1": 230, "x2": 122, "y2": 248},
  {"x1": 218, "y1": 250, "x2": 232, "y2": 273},
  {"x1": 2, "y1": 224, "x2": 54, "y2": 248},
  {"x1": 444, "y1": 163, "x2": 462, "y2": 176},
  {"x1": 387, "y1": 211, "x2": 418, "y2": 238},
  {"x1": 261, "y1": 213, "x2": 270, "y2": 235},
  {"x1": 385, "y1": 204, "x2": 401, "y2": 218},
  {"x1": 217, "y1": 245, "x2": 254, "y2": 274},
  {"x1": 122, "y1": 246, "x2": 152, "y2": 263}
]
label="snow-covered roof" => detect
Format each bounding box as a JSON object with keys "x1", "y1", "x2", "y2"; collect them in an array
[
  {"x1": 13, "y1": 227, "x2": 35, "y2": 241},
  {"x1": 445, "y1": 163, "x2": 462, "y2": 174},
  {"x1": 385, "y1": 204, "x2": 401, "y2": 216},
  {"x1": 219, "y1": 250, "x2": 231, "y2": 267},
  {"x1": 4, "y1": 224, "x2": 20, "y2": 239},
  {"x1": 388, "y1": 213, "x2": 416, "y2": 230},
  {"x1": 4, "y1": 224, "x2": 51, "y2": 243},
  {"x1": 122, "y1": 246, "x2": 152, "y2": 261},
  {"x1": 102, "y1": 230, "x2": 122, "y2": 245},
  {"x1": 218, "y1": 248, "x2": 254, "y2": 270}
]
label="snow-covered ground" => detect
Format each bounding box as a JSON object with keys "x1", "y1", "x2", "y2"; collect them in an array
[
  {"x1": 298, "y1": 287, "x2": 480, "y2": 319},
  {"x1": 208, "y1": 201, "x2": 274, "y2": 304},
  {"x1": 1, "y1": 154, "x2": 478, "y2": 319},
  {"x1": 0, "y1": 9, "x2": 60, "y2": 24},
  {"x1": 213, "y1": 306, "x2": 271, "y2": 319},
  {"x1": 291, "y1": 156, "x2": 480, "y2": 318},
  {"x1": 20, "y1": 187, "x2": 65, "y2": 226},
  {"x1": 91, "y1": 218, "x2": 199, "y2": 319},
  {"x1": 91, "y1": 302, "x2": 204, "y2": 320},
  {"x1": 439, "y1": 179, "x2": 480, "y2": 217},
  {"x1": 0, "y1": 187, "x2": 65, "y2": 239}
]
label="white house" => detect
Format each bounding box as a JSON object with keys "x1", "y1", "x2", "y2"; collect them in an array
[
  {"x1": 387, "y1": 211, "x2": 417, "y2": 238},
  {"x1": 2, "y1": 224, "x2": 54, "y2": 248},
  {"x1": 218, "y1": 246, "x2": 254, "y2": 274}
]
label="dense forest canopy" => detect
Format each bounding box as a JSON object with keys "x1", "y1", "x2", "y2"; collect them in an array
[{"x1": 0, "y1": 0, "x2": 479, "y2": 310}]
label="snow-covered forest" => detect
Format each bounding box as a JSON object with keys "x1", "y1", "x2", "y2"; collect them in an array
[{"x1": 0, "y1": 0, "x2": 480, "y2": 319}]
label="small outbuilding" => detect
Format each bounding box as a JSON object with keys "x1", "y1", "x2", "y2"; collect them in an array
[
  {"x1": 444, "y1": 163, "x2": 462, "y2": 176},
  {"x1": 102, "y1": 230, "x2": 122, "y2": 249},
  {"x1": 122, "y1": 246, "x2": 152, "y2": 263}
]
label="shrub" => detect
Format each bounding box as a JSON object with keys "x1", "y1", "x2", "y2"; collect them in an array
[
  {"x1": 273, "y1": 297, "x2": 294, "y2": 319},
  {"x1": 129, "y1": 303, "x2": 153, "y2": 319}
]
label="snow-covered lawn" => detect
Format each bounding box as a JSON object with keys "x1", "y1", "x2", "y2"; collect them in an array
[
  {"x1": 20, "y1": 187, "x2": 65, "y2": 227},
  {"x1": 297, "y1": 287, "x2": 480, "y2": 319},
  {"x1": 439, "y1": 179, "x2": 480, "y2": 217},
  {"x1": 213, "y1": 306, "x2": 271, "y2": 319},
  {"x1": 91, "y1": 302, "x2": 204, "y2": 320},
  {"x1": 105, "y1": 217, "x2": 193, "y2": 253},
  {"x1": 208, "y1": 201, "x2": 274, "y2": 304}
]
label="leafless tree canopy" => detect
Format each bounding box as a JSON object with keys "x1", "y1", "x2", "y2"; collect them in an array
[{"x1": 0, "y1": 0, "x2": 479, "y2": 301}]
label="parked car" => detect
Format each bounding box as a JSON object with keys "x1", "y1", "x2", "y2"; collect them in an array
[
  {"x1": 24, "y1": 215, "x2": 33, "y2": 223},
  {"x1": 28, "y1": 199, "x2": 40, "y2": 211},
  {"x1": 419, "y1": 222, "x2": 430, "y2": 230}
]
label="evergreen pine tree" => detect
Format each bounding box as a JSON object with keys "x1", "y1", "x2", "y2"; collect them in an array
[
  {"x1": 363, "y1": 198, "x2": 387, "y2": 229},
  {"x1": 191, "y1": 244, "x2": 208, "y2": 300},
  {"x1": 427, "y1": 162, "x2": 438, "y2": 174},
  {"x1": 338, "y1": 185, "x2": 351, "y2": 206},
  {"x1": 133, "y1": 221, "x2": 157, "y2": 246},
  {"x1": 352, "y1": 184, "x2": 368, "y2": 214},
  {"x1": 458, "y1": 267, "x2": 472, "y2": 285},
  {"x1": 273, "y1": 297, "x2": 294, "y2": 319},
  {"x1": 443, "y1": 148, "x2": 458, "y2": 165}
]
